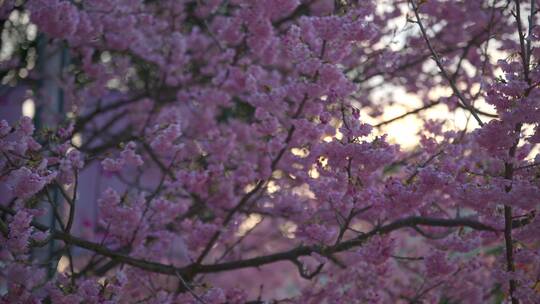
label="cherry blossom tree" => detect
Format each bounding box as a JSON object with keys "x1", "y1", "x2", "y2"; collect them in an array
[{"x1": 0, "y1": 0, "x2": 539, "y2": 303}]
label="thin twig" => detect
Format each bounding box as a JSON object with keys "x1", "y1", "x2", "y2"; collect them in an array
[
  {"x1": 409, "y1": 0, "x2": 484, "y2": 127},
  {"x1": 175, "y1": 270, "x2": 208, "y2": 304}
]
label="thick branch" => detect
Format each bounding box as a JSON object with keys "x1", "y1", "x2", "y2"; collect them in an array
[
  {"x1": 190, "y1": 216, "x2": 497, "y2": 274},
  {"x1": 502, "y1": 1, "x2": 536, "y2": 302},
  {"x1": 0, "y1": 204, "x2": 500, "y2": 278}
]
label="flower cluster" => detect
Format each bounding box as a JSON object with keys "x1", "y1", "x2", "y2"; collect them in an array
[{"x1": 0, "y1": 0, "x2": 539, "y2": 303}]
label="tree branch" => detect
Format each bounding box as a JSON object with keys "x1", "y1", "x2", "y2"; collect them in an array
[
  {"x1": 409, "y1": 0, "x2": 485, "y2": 127},
  {"x1": 0, "y1": 204, "x2": 500, "y2": 279}
]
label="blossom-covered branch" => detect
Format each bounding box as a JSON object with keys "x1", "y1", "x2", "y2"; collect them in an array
[{"x1": 1, "y1": 0, "x2": 539, "y2": 303}]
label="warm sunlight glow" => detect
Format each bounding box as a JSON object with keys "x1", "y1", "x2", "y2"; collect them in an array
[{"x1": 22, "y1": 98, "x2": 35, "y2": 118}]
